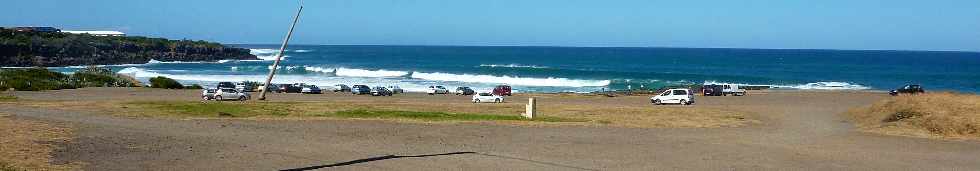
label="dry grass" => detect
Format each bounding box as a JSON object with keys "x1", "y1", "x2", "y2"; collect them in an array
[
  {"x1": 0, "y1": 114, "x2": 79, "y2": 171},
  {"x1": 845, "y1": 92, "x2": 980, "y2": 140}
]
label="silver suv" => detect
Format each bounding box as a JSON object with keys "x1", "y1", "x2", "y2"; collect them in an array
[{"x1": 212, "y1": 88, "x2": 250, "y2": 101}]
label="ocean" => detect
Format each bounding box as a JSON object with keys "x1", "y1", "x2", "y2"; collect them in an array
[{"x1": 50, "y1": 45, "x2": 980, "y2": 93}]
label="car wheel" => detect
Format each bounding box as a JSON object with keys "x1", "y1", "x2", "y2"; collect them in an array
[
  {"x1": 475, "y1": 99, "x2": 481, "y2": 103},
  {"x1": 680, "y1": 100, "x2": 687, "y2": 105},
  {"x1": 202, "y1": 96, "x2": 209, "y2": 101},
  {"x1": 215, "y1": 96, "x2": 223, "y2": 101},
  {"x1": 239, "y1": 96, "x2": 246, "y2": 101},
  {"x1": 495, "y1": 99, "x2": 501, "y2": 103},
  {"x1": 654, "y1": 99, "x2": 661, "y2": 105}
]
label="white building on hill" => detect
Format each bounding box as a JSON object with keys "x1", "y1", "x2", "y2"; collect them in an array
[{"x1": 62, "y1": 30, "x2": 126, "y2": 37}]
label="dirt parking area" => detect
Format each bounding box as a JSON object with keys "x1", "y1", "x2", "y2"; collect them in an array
[{"x1": 2, "y1": 88, "x2": 979, "y2": 170}]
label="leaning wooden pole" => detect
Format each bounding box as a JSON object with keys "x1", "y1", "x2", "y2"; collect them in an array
[{"x1": 259, "y1": 1, "x2": 304, "y2": 100}]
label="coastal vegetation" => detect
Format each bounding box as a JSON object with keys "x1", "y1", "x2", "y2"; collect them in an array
[
  {"x1": 148, "y1": 76, "x2": 183, "y2": 89},
  {"x1": 847, "y1": 92, "x2": 980, "y2": 140},
  {"x1": 0, "y1": 28, "x2": 256, "y2": 67},
  {"x1": 0, "y1": 67, "x2": 140, "y2": 91}
]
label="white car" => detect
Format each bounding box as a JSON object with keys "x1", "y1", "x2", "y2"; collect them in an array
[
  {"x1": 472, "y1": 93, "x2": 504, "y2": 103},
  {"x1": 427, "y1": 86, "x2": 449, "y2": 95},
  {"x1": 651, "y1": 89, "x2": 694, "y2": 105},
  {"x1": 721, "y1": 84, "x2": 746, "y2": 96},
  {"x1": 212, "y1": 88, "x2": 250, "y2": 101}
]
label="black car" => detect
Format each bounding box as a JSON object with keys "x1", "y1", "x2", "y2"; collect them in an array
[
  {"x1": 276, "y1": 84, "x2": 302, "y2": 93},
  {"x1": 217, "y1": 82, "x2": 236, "y2": 89},
  {"x1": 371, "y1": 86, "x2": 393, "y2": 96},
  {"x1": 455, "y1": 87, "x2": 475, "y2": 95},
  {"x1": 890, "y1": 84, "x2": 925, "y2": 96},
  {"x1": 702, "y1": 84, "x2": 723, "y2": 96}
]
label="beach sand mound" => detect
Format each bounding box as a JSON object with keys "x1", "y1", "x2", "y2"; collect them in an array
[{"x1": 846, "y1": 92, "x2": 980, "y2": 140}]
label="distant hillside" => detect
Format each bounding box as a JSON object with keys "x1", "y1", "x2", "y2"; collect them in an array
[{"x1": 0, "y1": 28, "x2": 257, "y2": 67}]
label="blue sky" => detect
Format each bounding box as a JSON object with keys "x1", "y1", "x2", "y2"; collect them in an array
[{"x1": 3, "y1": 0, "x2": 979, "y2": 51}]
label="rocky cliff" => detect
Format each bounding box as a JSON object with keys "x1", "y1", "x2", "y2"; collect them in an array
[{"x1": 0, "y1": 28, "x2": 258, "y2": 67}]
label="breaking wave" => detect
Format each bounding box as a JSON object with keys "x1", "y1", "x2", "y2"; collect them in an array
[
  {"x1": 702, "y1": 81, "x2": 870, "y2": 90},
  {"x1": 411, "y1": 72, "x2": 610, "y2": 87},
  {"x1": 479, "y1": 64, "x2": 549, "y2": 69},
  {"x1": 303, "y1": 66, "x2": 409, "y2": 78},
  {"x1": 784, "y1": 82, "x2": 870, "y2": 90},
  {"x1": 249, "y1": 48, "x2": 311, "y2": 60}
]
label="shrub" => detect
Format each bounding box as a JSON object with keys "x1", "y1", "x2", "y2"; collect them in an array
[
  {"x1": 184, "y1": 84, "x2": 204, "y2": 89},
  {"x1": 149, "y1": 76, "x2": 183, "y2": 89},
  {"x1": 846, "y1": 92, "x2": 980, "y2": 139},
  {"x1": 0, "y1": 68, "x2": 68, "y2": 91}
]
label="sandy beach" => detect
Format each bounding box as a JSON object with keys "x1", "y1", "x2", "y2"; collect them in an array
[{"x1": 1, "y1": 87, "x2": 978, "y2": 170}]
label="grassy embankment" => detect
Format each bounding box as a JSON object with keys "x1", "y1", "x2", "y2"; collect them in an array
[
  {"x1": 123, "y1": 101, "x2": 585, "y2": 123},
  {"x1": 115, "y1": 98, "x2": 752, "y2": 128},
  {"x1": 846, "y1": 92, "x2": 980, "y2": 140}
]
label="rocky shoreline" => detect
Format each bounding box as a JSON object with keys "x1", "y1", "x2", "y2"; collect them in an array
[{"x1": 0, "y1": 28, "x2": 258, "y2": 67}]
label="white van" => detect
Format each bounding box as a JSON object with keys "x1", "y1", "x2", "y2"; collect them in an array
[
  {"x1": 721, "y1": 84, "x2": 746, "y2": 96},
  {"x1": 651, "y1": 89, "x2": 695, "y2": 105}
]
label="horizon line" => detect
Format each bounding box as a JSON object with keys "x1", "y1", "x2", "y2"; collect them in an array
[{"x1": 226, "y1": 43, "x2": 980, "y2": 54}]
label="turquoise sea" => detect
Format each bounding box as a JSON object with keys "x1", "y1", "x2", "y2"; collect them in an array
[{"x1": 51, "y1": 45, "x2": 980, "y2": 93}]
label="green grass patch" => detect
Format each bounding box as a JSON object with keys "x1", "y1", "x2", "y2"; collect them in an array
[
  {"x1": 327, "y1": 109, "x2": 585, "y2": 122},
  {"x1": 122, "y1": 101, "x2": 585, "y2": 122},
  {"x1": 0, "y1": 95, "x2": 17, "y2": 101},
  {"x1": 126, "y1": 101, "x2": 295, "y2": 117}
]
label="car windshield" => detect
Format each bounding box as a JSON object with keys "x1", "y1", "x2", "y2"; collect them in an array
[
  {"x1": 479, "y1": 93, "x2": 491, "y2": 96},
  {"x1": 436, "y1": 86, "x2": 445, "y2": 89}
]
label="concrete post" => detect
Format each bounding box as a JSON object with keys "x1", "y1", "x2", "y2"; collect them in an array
[{"x1": 524, "y1": 97, "x2": 536, "y2": 119}]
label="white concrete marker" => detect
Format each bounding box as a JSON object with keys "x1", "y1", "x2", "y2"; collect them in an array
[{"x1": 524, "y1": 97, "x2": 536, "y2": 119}]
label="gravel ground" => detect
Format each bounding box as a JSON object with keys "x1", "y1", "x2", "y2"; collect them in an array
[{"x1": 4, "y1": 88, "x2": 980, "y2": 170}]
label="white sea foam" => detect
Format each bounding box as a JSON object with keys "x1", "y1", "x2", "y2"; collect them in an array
[
  {"x1": 249, "y1": 48, "x2": 309, "y2": 60},
  {"x1": 786, "y1": 82, "x2": 870, "y2": 90},
  {"x1": 411, "y1": 72, "x2": 610, "y2": 87},
  {"x1": 702, "y1": 81, "x2": 870, "y2": 90},
  {"x1": 479, "y1": 64, "x2": 549, "y2": 69},
  {"x1": 335, "y1": 68, "x2": 409, "y2": 77},
  {"x1": 293, "y1": 49, "x2": 314, "y2": 53}
]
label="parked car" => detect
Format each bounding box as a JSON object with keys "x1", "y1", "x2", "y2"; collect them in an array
[
  {"x1": 472, "y1": 93, "x2": 504, "y2": 103},
  {"x1": 213, "y1": 88, "x2": 250, "y2": 101},
  {"x1": 651, "y1": 89, "x2": 695, "y2": 105},
  {"x1": 332, "y1": 84, "x2": 351, "y2": 92},
  {"x1": 276, "y1": 84, "x2": 302, "y2": 93},
  {"x1": 387, "y1": 86, "x2": 404, "y2": 94},
  {"x1": 427, "y1": 86, "x2": 449, "y2": 95},
  {"x1": 258, "y1": 84, "x2": 279, "y2": 93},
  {"x1": 217, "y1": 82, "x2": 236, "y2": 89},
  {"x1": 493, "y1": 85, "x2": 512, "y2": 96},
  {"x1": 455, "y1": 87, "x2": 475, "y2": 95},
  {"x1": 201, "y1": 88, "x2": 217, "y2": 100},
  {"x1": 720, "y1": 84, "x2": 746, "y2": 96},
  {"x1": 352, "y1": 85, "x2": 371, "y2": 95},
  {"x1": 371, "y1": 86, "x2": 394, "y2": 96},
  {"x1": 890, "y1": 84, "x2": 925, "y2": 96},
  {"x1": 702, "y1": 84, "x2": 724, "y2": 96},
  {"x1": 235, "y1": 82, "x2": 257, "y2": 92},
  {"x1": 301, "y1": 85, "x2": 322, "y2": 94}
]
